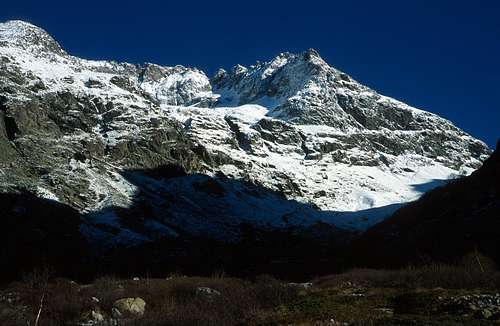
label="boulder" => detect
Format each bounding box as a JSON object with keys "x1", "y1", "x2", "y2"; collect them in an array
[{"x1": 112, "y1": 297, "x2": 146, "y2": 318}]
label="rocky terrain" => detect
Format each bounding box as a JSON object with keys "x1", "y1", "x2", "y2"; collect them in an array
[{"x1": 0, "y1": 20, "x2": 492, "y2": 254}]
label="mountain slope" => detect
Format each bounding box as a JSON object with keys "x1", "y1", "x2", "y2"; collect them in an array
[
  {"x1": 0, "y1": 20, "x2": 491, "y2": 246},
  {"x1": 353, "y1": 139, "x2": 500, "y2": 267}
]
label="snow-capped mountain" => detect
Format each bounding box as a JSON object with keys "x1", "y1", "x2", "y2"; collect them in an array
[{"x1": 0, "y1": 20, "x2": 491, "y2": 245}]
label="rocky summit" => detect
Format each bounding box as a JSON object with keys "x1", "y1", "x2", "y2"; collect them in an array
[{"x1": 0, "y1": 20, "x2": 491, "y2": 247}]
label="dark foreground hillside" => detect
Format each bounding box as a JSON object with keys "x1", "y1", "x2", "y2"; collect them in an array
[{"x1": 1, "y1": 259, "x2": 499, "y2": 326}]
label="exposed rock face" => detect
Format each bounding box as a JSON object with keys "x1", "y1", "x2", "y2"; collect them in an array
[{"x1": 0, "y1": 20, "x2": 491, "y2": 247}]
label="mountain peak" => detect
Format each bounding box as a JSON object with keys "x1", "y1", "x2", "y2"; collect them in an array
[
  {"x1": 0, "y1": 20, "x2": 65, "y2": 56},
  {"x1": 303, "y1": 48, "x2": 321, "y2": 59}
]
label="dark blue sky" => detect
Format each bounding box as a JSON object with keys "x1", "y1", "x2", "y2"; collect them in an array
[{"x1": 2, "y1": 0, "x2": 499, "y2": 148}]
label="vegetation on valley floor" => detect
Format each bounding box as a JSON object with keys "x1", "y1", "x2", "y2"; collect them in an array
[{"x1": 1, "y1": 254, "x2": 499, "y2": 326}]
